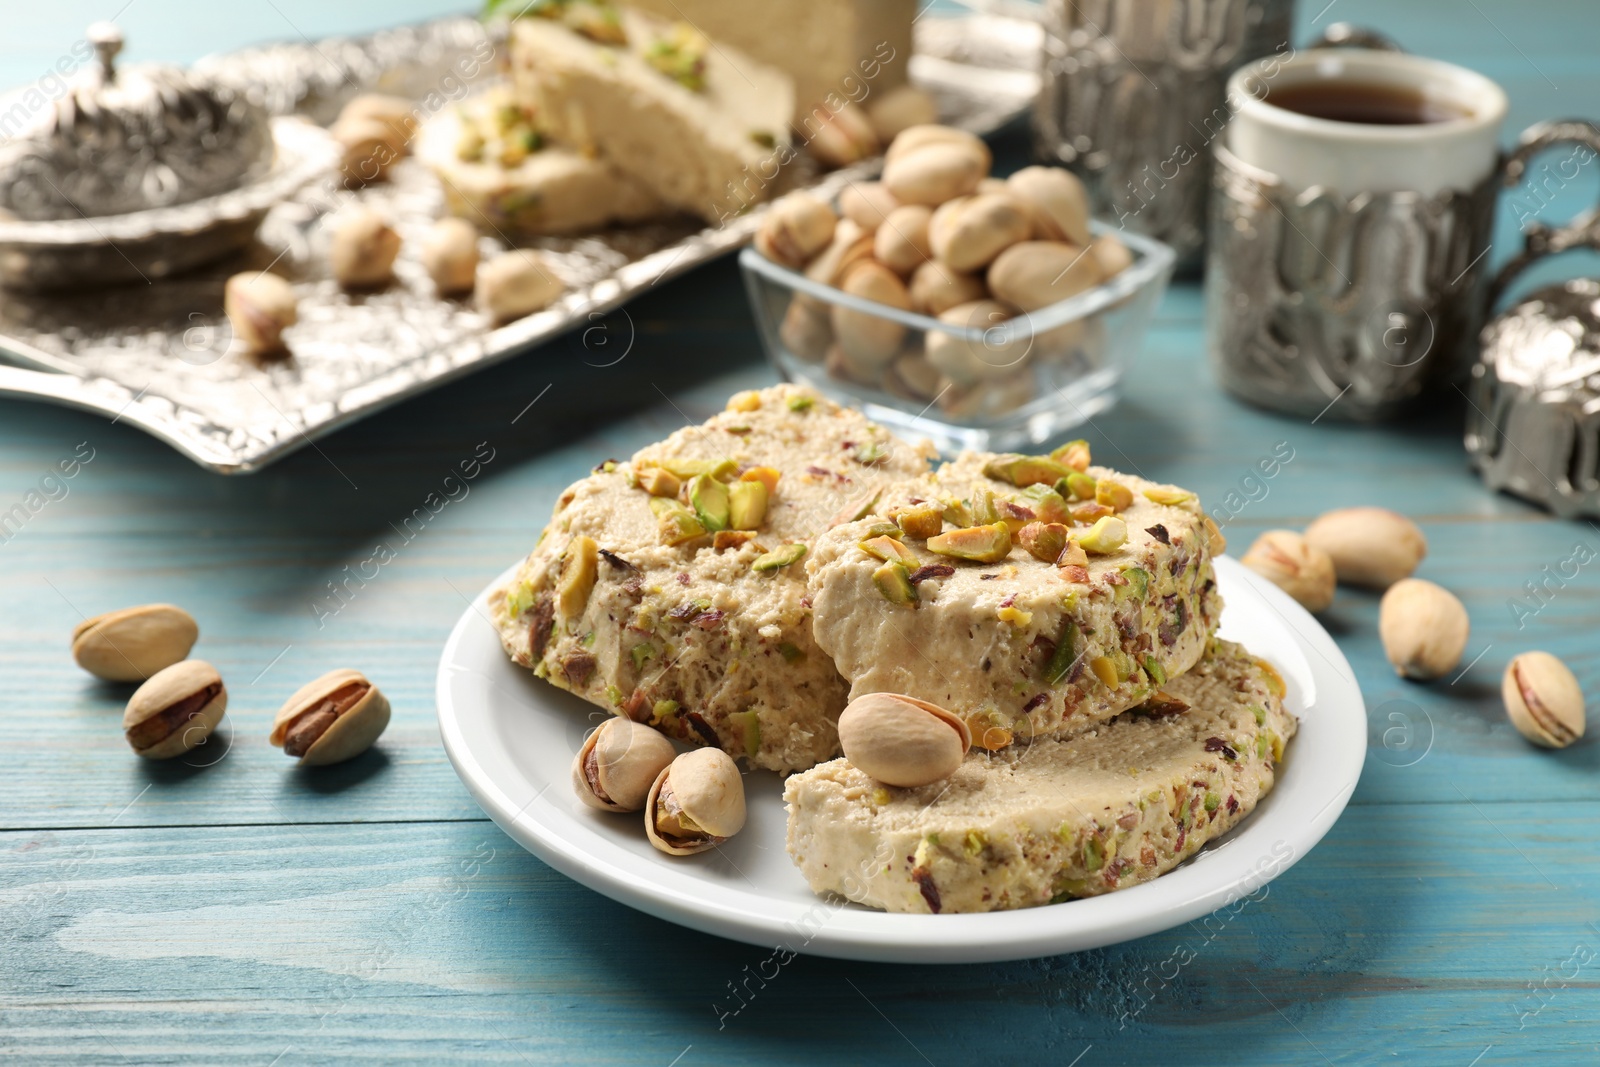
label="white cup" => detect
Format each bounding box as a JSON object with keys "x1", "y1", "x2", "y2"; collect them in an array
[{"x1": 1225, "y1": 48, "x2": 1508, "y2": 196}]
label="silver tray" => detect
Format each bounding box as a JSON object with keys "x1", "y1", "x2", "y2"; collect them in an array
[{"x1": 0, "y1": 13, "x2": 1041, "y2": 473}]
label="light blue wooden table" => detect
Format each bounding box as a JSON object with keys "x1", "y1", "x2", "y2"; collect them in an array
[{"x1": 4, "y1": 2, "x2": 1600, "y2": 1063}]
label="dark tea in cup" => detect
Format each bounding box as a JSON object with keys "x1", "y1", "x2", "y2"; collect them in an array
[{"x1": 1265, "y1": 80, "x2": 1475, "y2": 126}]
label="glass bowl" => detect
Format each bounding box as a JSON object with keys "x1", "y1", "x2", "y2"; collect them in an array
[{"x1": 740, "y1": 223, "x2": 1175, "y2": 453}]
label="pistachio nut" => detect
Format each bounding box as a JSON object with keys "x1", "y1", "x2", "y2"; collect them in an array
[
  {"x1": 270, "y1": 668, "x2": 391, "y2": 765},
  {"x1": 224, "y1": 271, "x2": 297, "y2": 354},
  {"x1": 1379, "y1": 578, "x2": 1469, "y2": 681},
  {"x1": 908, "y1": 259, "x2": 987, "y2": 317},
  {"x1": 866, "y1": 85, "x2": 939, "y2": 143},
  {"x1": 477, "y1": 249, "x2": 566, "y2": 323},
  {"x1": 830, "y1": 260, "x2": 911, "y2": 369},
  {"x1": 807, "y1": 103, "x2": 880, "y2": 168},
  {"x1": 883, "y1": 351, "x2": 942, "y2": 402},
  {"x1": 884, "y1": 125, "x2": 992, "y2": 171},
  {"x1": 417, "y1": 217, "x2": 480, "y2": 295},
  {"x1": 1051, "y1": 439, "x2": 1091, "y2": 472},
  {"x1": 1502, "y1": 651, "x2": 1585, "y2": 749},
  {"x1": 929, "y1": 193, "x2": 1031, "y2": 272},
  {"x1": 755, "y1": 192, "x2": 839, "y2": 269},
  {"x1": 1241, "y1": 530, "x2": 1335, "y2": 612},
  {"x1": 874, "y1": 204, "x2": 934, "y2": 276},
  {"x1": 890, "y1": 502, "x2": 945, "y2": 539},
  {"x1": 882, "y1": 138, "x2": 987, "y2": 206},
  {"x1": 123, "y1": 659, "x2": 227, "y2": 760},
  {"x1": 779, "y1": 299, "x2": 833, "y2": 362},
  {"x1": 1018, "y1": 521, "x2": 1070, "y2": 563},
  {"x1": 837, "y1": 692, "x2": 972, "y2": 787},
  {"x1": 1303, "y1": 507, "x2": 1427, "y2": 590},
  {"x1": 838, "y1": 183, "x2": 900, "y2": 233},
  {"x1": 925, "y1": 300, "x2": 1032, "y2": 385},
  {"x1": 329, "y1": 206, "x2": 401, "y2": 289},
  {"x1": 800, "y1": 219, "x2": 875, "y2": 310},
  {"x1": 927, "y1": 521, "x2": 1012, "y2": 563},
  {"x1": 73, "y1": 603, "x2": 199, "y2": 682},
  {"x1": 988, "y1": 240, "x2": 1103, "y2": 312},
  {"x1": 1078, "y1": 515, "x2": 1127, "y2": 554},
  {"x1": 645, "y1": 748, "x2": 747, "y2": 855},
  {"x1": 336, "y1": 93, "x2": 418, "y2": 144},
  {"x1": 572, "y1": 717, "x2": 678, "y2": 812},
  {"x1": 1005, "y1": 165, "x2": 1091, "y2": 246},
  {"x1": 332, "y1": 116, "x2": 405, "y2": 186},
  {"x1": 1090, "y1": 233, "x2": 1133, "y2": 279}
]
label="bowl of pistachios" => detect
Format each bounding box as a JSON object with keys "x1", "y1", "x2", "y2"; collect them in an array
[{"x1": 740, "y1": 125, "x2": 1175, "y2": 454}]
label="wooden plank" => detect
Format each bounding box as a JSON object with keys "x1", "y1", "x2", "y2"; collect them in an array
[{"x1": 3, "y1": 808, "x2": 1598, "y2": 1064}]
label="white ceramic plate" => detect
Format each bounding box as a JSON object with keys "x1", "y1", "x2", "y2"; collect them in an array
[{"x1": 437, "y1": 555, "x2": 1366, "y2": 964}]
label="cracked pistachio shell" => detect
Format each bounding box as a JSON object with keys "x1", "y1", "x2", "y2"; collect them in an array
[
  {"x1": 270, "y1": 668, "x2": 390, "y2": 766},
  {"x1": 72, "y1": 603, "x2": 198, "y2": 682},
  {"x1": 477, "y1": 249, "x2": 566, "y2": 323},
  {"x1": 882, "y1": 137, "x2": 988, "y2": 206},
  {"x1": 838, "y1": 692, "x2": 972, "y2": 787},
  {"x1": 645, "y1": 748, "x2": 746, "y2": 855},
  {"x1": 838, "y1": 183, "x2": 900, "y2": 233},
  {"x1": 1502, "y1": 652, "x2": 1585, "y2": 749},
  {"x1": 908, "y1": 259, "x2": 987, "y2": 317},
  {"x1": 329, "y1": 205, "x2": 401, "y2": 289},
  {"x1": 1379, "y1": 578, "x2": 1469, "y2": 681},
  {"x1": 1241, "y1": 530, "x2": 1335, "y2": 613},
  {"x1": 866, "y1": 85, "x2": 939, "y2": 143},
  {"x1": 929, "y1": 193, "x2": 1031, "y2": 272},
  {"x1": 572, "y1": 718, "x2": 677, "y2": 812},
  {"x1": 419, "y1": 217, "x2": 480, "y2": 295},
  {"x1": 988, "y1": 240, "x2": 1102, "y2": 312},
  {"x1": 831, "y1": 260, "x2": 911, "y2": 368},
  {"x1": 1303, "y1": 507, "x2": 1427, "y2": 590},
  {"x1": 755, "y1": 192, "x2": 838, "y2": 269},
  {"x1": 1006, "y1": 165, "x2": 1091, "y2": 246},
  {"x1": 123, "y1": 659, "x2": 227, "y2": 760}
]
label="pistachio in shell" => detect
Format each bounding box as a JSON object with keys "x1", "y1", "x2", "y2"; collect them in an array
[
  {"x1": 838, "y1": 692, "x2": 972, "y2": 787},
  {"x1": 73, "y1": 603, "x2": 199, "y2": 682},
  {"x1": 573, "y1": 718, "x2": 678, "y2": 812},
  {"x1": 123, "y1": 659, "x2": 227, "y2": 759},
  {"x1": 645, "y1": 748, "x2": 747, "y2": 855},
  {"x1": 270, "y1": 668, "x2": 390, "y2": 766}
]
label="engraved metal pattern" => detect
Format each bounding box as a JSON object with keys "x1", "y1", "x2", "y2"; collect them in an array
[
  {"x1": 0, "y1": 15, "x2": 1037, "y2": 474},
  {"x1": 1465, "y1": 120, "x2": 1600, "y2": 518},
  {"x1": 1033, "y1": 0, "x2": 1292, "y2": 266},
  {"x1": 0, "y1": 25, "x2": 273, "y2": 221},
  {"x1": 1204, "y1": 144, "x2": 1497, "y2": 421}
]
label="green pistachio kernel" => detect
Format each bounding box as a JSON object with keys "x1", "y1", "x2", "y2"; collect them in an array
[
  {"x1": 729, "y1": 709, "x2": 761, "y2": 759},
  {"x1": 1079, "y1": 515, "x2": 1128, "y2": 554},
  {"x1": 1204, "y1": 792, "x2": 1221, "y2": 812},
  {"x1": 873, "y1": 561, "x2": 917, "y2": 605},
  {"x1": 787, "y1": 395, "x2": 814, "y2": 412},
  {"x1": 927, "y1": 522, "x2": 1012, "y2": 563},
  {"x1": 688, "y1": 473, "x2": 731, "y2": 532},
  {"x1": 1062, "y1": 471, "x2": 1098, "y2": 501},
  {"x1": 1042, "y1": 619, "x2": 1082, "y2": 686},
  {"x1": 1142, "y1": 654, "x2": 1166, "y2": 686},
  {"x1": 752, "y1": 543, "x2": 807, "y2": 572}
]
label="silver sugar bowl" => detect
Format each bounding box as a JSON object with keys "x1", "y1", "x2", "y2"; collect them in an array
[
  {"x1": 1468, "y1": 126, "x2": 1600, "y2": 519},
  {"x1": 0, "y1": 23, "x2": 337, "y2": 290}
]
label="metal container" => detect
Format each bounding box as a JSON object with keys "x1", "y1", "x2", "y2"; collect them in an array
[
  {"x1": 1033, "y1": 0, "x2": 1293, "y2": 268},
  {"x1": 1467, "y1": 122, "x2": 1600, "y2": 518}
]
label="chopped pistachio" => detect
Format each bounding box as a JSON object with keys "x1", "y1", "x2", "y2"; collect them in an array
[
  {"x1": 1143, "y1": 485, "x2": 1195, "y2": 507},
  {"x1": 968, "y1": 488, "x2": 1004, "y2": 526},
  {"x1": 890, "y1": 504, "x2": 944, "y2": 539},
  {"x1": 927, "y1": 522, "x2": 1012, "y2": 563},
  {"x1": 740, "y1": 466, "x2": 781, "y2": 494},
  {"x1": 1252, "y1": 704, "x2": 1267, "y2": 725},
  {"x1": 644, "y1": 22, "x2": 709, "y2": 90},
  {"x1": 940, "y1": 497, "x2": 975, "y2": 528},
  {"x1": 1142, "y1": 654, "x2": 1167, "y2": 686},
  {"x1": 861, "y1": 521, "x2": 904, "y2": 540},
  {"x1": 557, "y1": 535, "x2": 599, "y2": 618},
  {"x1": 870, "y1": 786, "x2": 891, "y2": 806},
  {"x1": 605, "y1": 684, "x2": 624, "y2": 707},
  {"x1": 1204, "y1": 791, "x2": 1221, "y2": 812},
  {"x1": 1018, "y1": 484, "x2": 1072, "y2": 525},
  {"x1": 727, "y1": 479, "x2": 768, "y2": 530},
  {"x1": 726, "y1": 390, "x2": 762, "y2": 413},
  {"x1": 1042, "y1": 619, "x2": 1081, "y2": 685},
  {"x1": 1082, "y1": 835, "x2": 1105, "y2": 872},
  {"x1": 1017, "y1": 521, "x2": 1070, "y2": 564},
  {"x1": 860, "y1": 534, "x2": 918, "y2": 566},
  {"x1": 828, "y1": 488, "x2": 880, "y2": 527},
  {"x1": 873, "y1": 561, "x2": 917, "y2": 605},
  {"x1": 1254, "y1": 657, "x2": 1286, "y2": 698},
  {"x1": 855, "y1": 441, "x2": 889, "y2": 465},
  {"x1": 649, "y1": 496, "x2": 707, "y2": 545},
  {"x1": 504, "y1": 581, "x2": 535, "y2": 617},
  {"x1": 652, "y1": 698, "x2": 680, "y2": 724},
  {"x1": 1115, "y1": 567, "x2": 1151, "y2": 601},
  {"x1": 963, "y1": 830, "x2": 987, "y2": 858},
  {"x1": 688, "y1": 473, "x2": 730, "y2": 532},
  {"x1": 1204, "y1": 514, "x2": 1228, "y2": 554},
  {"x1": 1095, "y1": 479, "x2": 1134, "y2": 512},
  {"x1": 1061, "y1": 471, "x2": 1098, "y2": 501},
  {"x1": 729, "y1": 709, "x2": 761, "y2": 759},
  {"x1": 630, "y1": 643, "x2": 656, "y2": 671},
  {"x1": 982, "y1": 453, "x2": 1072, "y2": 488},
  {"x1": 751, "y1": 542, "x2": 806, "y2": 572},
  {"x1": 778, "y1": 642, "x2": 804, "y2": 663},
  {"x1": 1089, "y1": 655, "x2": 1119, "y2": 687},
  {"x1": 638, "y1": 466, "x2": 681, "y2": 497},
  {"x1": 787, "y1": 394, "x2": 814, "y2": 412},
  {"x1": 712, "y1": 530, "x2": 758, "y2": 550},
  {"x1": 646, "y1": 457, "x2": 737, "y2": 481},
  {"x1": 1079, "y1": 516, "x2": 1128, "y2": 554},
  {"x1": 1059, "y1": 540, "x2": 1089, "y2": 568},
  {"x1": 1072, "y1": 502, "x2": 1114, "y2": 526},
  {"x1": 997, "y1": 603, "x2": 1033, "y2": 627},
  {"x1": 1050, "y1": 439, "x2": 1091, "y2": 472}
]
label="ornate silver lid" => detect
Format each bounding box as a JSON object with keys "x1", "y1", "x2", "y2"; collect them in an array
[
  {"x1": 0, "y1": 22, "x2": 273, "y2": 221},
  {"x1": 1466, "y1": 121, "x2": 1600, "y2": 518}
]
